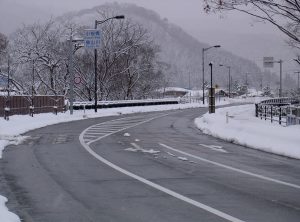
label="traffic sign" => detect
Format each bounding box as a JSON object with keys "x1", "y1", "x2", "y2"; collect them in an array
[
  {"x1": 0, "y1": 75, "x2": 8, "y2": 87},
  {"x1": 263, "y1": 57, "x2": 274, "y2": 68},
  {"x1": 84, "y1": 29, "x2": 101, "y2": 48},
  {"x1": 74, "y1": 76, "x2": 82, "y2": 85}
]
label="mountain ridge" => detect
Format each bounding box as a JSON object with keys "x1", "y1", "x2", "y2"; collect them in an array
[{"x1": 57, "y1": 2, "x2": 264, "y2": 89}]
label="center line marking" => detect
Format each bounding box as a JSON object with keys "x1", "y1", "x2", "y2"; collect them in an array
[
  {"x1": 159, "y1": 143, "x2": 300, "y2": 189},
  {"x1": 79, "y1": 113, "x2": 245, "y2": 222}
]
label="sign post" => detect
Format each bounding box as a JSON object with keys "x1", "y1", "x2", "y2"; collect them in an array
[
  {"x1": 84, "y1": 29, "x2": 101, "y2": 49},
  {"x1": 263, "y1": 57, "x2": 274, "y2": 68},
  {"x1": 263, "y1": 56, "x2": 283, "y2": 97}
]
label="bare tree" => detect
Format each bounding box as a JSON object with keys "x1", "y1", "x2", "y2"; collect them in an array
[
  {"x1": 10, "y1": 20, "x2": 70, "y2": 96},
  {"x1": 91, "y1": 11, "x2": 164, "y2": 100},
  {"x1": 8, "y1": 13, "x2": 167, "y2": 102},
  {"x1": 0, "y1": 32, "x2": 8, "y2": 55},
  {"x1": 204, "y1": 0, "x2": 300, "y2": 48}
]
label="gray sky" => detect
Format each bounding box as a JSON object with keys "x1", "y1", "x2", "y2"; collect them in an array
[{"x1": 0, "y1": 0, "x2": 298, "y2": 72}]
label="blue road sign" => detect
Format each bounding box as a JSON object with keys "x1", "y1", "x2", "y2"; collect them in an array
[
  {"x1": 0, "y1": 75, "x2": 8, "y2": 87},
  {"x1": 84, "y1": 29, "x2": 101, "y2": 48}
]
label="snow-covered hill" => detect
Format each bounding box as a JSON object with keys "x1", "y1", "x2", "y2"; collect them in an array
[{"x1": 56, "y1": 3, "x2": 263, "y2": 89}]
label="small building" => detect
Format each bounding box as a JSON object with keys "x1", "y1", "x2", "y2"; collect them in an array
[
  {"x1": 215, "y1": 89, "x2": 228, "y2": 97},
  {"x1": 161, "y1": 87, "x2": 189, "y2": 98}
]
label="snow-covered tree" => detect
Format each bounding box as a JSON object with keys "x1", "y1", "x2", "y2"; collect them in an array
[
  {"x1": 10, "y1": 20, "x2": 69, "y2": 96},
  {"x1": 204, "y1": 0, "x2": 300, "y2": 49},
  {"x1": 262, "y1": 85, "x2": 272, "y2": 97}
]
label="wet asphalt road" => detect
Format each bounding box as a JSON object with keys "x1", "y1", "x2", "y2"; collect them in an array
[{"x1": 1, "y1": 107, "x2": 300, "y2": 222}]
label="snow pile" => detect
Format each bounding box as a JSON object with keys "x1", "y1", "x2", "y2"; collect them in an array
[
  {"x1": 0, "y1": 196, "x2": 20, "y2": 222},
  {"x1": 195, "y1": 104, "x2": 300, "y2": 159}
]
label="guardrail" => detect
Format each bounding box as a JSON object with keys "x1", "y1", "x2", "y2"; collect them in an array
[
  {"x1": 255, "y1": 104, "x2": 287, "y2": 125},
  {"x1": 73, "y1": 98, "x2": 179, "y2": 110},
  {"x1": 255, "y1": 97, "x2": 300, "y2": 126},
  {"x1": 259, "y1": 97, "x2": 299, "y2": 106}
]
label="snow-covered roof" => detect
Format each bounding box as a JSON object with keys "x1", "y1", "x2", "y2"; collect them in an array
[{"x1": 162, "y1": 87, "x2": 189, "y2": 92}]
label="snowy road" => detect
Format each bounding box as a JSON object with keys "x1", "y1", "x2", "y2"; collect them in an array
[{"x1": 1, "y1": 108, "x2": 300, "y2": 222}]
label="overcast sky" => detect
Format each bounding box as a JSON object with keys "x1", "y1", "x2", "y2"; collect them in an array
[{"x1": 0, "y1": 0, "x2": 297, "y2": 72}]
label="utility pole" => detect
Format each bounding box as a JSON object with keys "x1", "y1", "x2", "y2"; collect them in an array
[
  {"x1": 94, "y1": 15, "x2": 125, "y2": 113},
  {"x1": 245, "y1": 73, "x2": 248, "y2": 97},
  {"x1": 279, "y1": 60, "x2": 283, "y2": 97},
  {"x1": 188, "y1": 71, "x2": 191, "y2": 103},
  {"x1": 68, "y1": 28, "x2": 74, "y2": 115},
  {"x1": 263, "y1": 57, "x2": 283, "y2": 97},
  {"x1": 5, "y1": 56, "x2": 10, "y2": 120},
  {"x1": 229, "y1": 67, "x2": 231, "y2": 98},
  {"x1": 31, "y1": 59, "x2": 35, "y2": 117},
  {"x1": 94, "y1": 21, "x2": 98, "y2": 112},
  {"x1": 219, "y1": 64, "x2": 231, "y2": 98},
  {"x1": 208, "y1": 62, "x2": 215, "y2": 114},
  {"x1": 202, "y1": 48, "x2": 205, "y2": 104},
  {"x1": 294, "y1": 71, "x2": 300, "y2": 92},
  {"x1": 202, "y1": 45, "x2": 220, "y2": 105}
]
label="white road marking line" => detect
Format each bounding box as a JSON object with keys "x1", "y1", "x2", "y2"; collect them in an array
[
  {"x1": 199, "y1": 144, "x2": 228, "y2": 153},
  {"x1": 87, "y1": 131, "x2": 117, "y2": 135},
  {"x1": 178, "y1": 156, "x2": 188, "y2": 161},
  {"x1": 92, "y1": 124, "x2": 139, "y2": 129},
  {"x1": 84, "y1": 113, "x2": 172, "y2": 145},
  {"x1": 79, "y1": 137, "x2": 245, "y2": 222},
  {"x1": 89, "y1": 127, "x2": 124, "y2": 130},
  {"x1": 167, "y1": 152, "x2": 176, "y2": 157},
  {"x1": 83, "y1": 135, "x2": 99, "y2": 138},
  {"x1": 159, "y1": 143, "x2": 300, "y2": 189},
  {"x1": 88, "y1": 131, "x2": 117, "y2": 134},
  {"x1": 131, "y1": 143, "x2": 161, "y2": 154}
]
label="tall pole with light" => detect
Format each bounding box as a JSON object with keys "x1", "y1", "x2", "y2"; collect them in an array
[
  {"x1": 208, "y1": 62, "x2": 215, "y2": 114},
  {"x1": 219, "y1": 64, "x2": 231, "y2": 98},
  {"x1": 202, "y1": 45, "x2": 220, "y2": 104},
  {"x1": 295, "y1": 71, "x2": 300, "y2": 92},
  {"x1": 94, "y1": 15, "x2": 125, "y2": 112},
  {"x1": 68, "y1": 29, "x2": 84, "y2": 115}
]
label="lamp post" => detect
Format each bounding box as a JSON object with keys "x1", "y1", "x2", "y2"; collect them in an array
[
  {"x1": 4, "y1": 56, "x2": 10, "y2": 120},
  {"x1": 94, "y1": 15, "x2": 125, "y2": 112},
  {"x1": 295, "y1": 71, "x2": 300, "y2": 92},
  {"x1": 68, "y1": 29, "x2": 84, "y2": 115},
  {"x1": 202, "y1": 45, "x2": 220, "y2": 104},
  {"x1": 27, "y1": 52, "x2": 36, "y2": 117},
  {"x1": 278, "y1": 60, "x2": 283, "y2": 97},
  {"x1": 219, "y1": 64, "x2": 231, "y2": 98},
  {"x1": 208, "y1": 62, "x2": 215, "y2": 113}
]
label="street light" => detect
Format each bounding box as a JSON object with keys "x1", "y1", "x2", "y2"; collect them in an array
[
  {"x1": 294, "y1": 71, "x2": 300, "y2": 92},
  {"x1": 219, "y1": 64, "x2": 231, "y2": 98},
  {"x1": 202, "y1": 45, "x2": 220, "y2": 104},
  {"x1": 68, "y1": 29, "x2": 84, "y2": 115},
  {"x1": 208, "y1": 62, "x2": 215, "y2": 113},
  {"x1": 94, "y1": 15, "x2": 125, "y2": 112}
]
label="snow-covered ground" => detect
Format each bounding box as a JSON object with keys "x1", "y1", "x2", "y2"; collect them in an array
[
  {"x1": 195, "y1": 104, "x2": 300, "y2": 160},
  {"x1": 0, "y1": 97, "x2": 263, "y2": 221}
]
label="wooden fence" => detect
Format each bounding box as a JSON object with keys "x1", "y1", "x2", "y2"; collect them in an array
[{"x1": 0, "y1": 95, "x2": 65, "y2": 118}]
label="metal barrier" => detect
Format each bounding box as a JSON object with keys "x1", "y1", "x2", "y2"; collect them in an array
[
  {"x1": 255, "y1": 104, "x2": 287, "y2": 125},
  {"x1": 73, "y1": 99, "x2": 179, "y2": 110},
  {"x1": 259, "y1": 97, "x2": 299, "y2": 106},
  {"x1": 255, "y1": 97, "x2": 300, "y2": 126}
]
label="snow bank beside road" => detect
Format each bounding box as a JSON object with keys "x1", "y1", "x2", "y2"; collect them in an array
[
  {"x1": 0, "y1": 197, "x2": 19, "y2": 222},
  {"x1": 195, "y1": 105, "x2": 300, "y2": 159}
]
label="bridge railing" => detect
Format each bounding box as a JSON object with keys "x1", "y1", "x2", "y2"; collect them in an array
[{"x1": 255, "y1": 97, "x2": 300, "y2": 126}]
